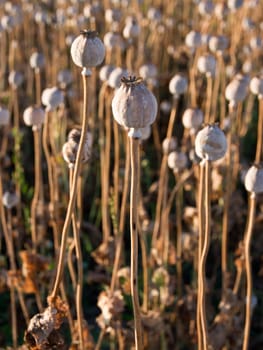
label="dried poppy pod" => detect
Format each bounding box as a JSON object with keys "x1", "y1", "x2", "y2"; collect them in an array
[
  {"x1": 99, "y1": 64, "x2": 115, "y2": 82},
  {"x1": 2, "y1": 191, "x2": 19, "y2": 209},
  {"x1": 182, "y1": 108, "x2": 204, "y2": 133},
  {"x1": 105, "y1": 8, "x2": 122, "y2": 24},
  {"x1": 214, "y1": 2, "x2": 229, "y2": 19},
  {"x1": 208, "y1": 35, "x2": 228, "y2": 53},
  {"x1": 112, "y1": 76, "x2": 157, "y2": 139},
  {"x1": 0, "y1": 107, "x2": 10, "y2": 126},
  {"x1": 70, "y1": 30, "x2": 105, "y2": 76},
  {"x1": 198, "y1": 1, "x2": 214, "y2": 16},
  {"x1": 228, "y1": 0, "x2": 243, "y2": 11},
  {"x1": 140, "y1": 125, "x2": 152, "y2": 141},
  {"x1": 167, "y1": 150, "x2": 188, "y2": 173},
  {"x1": 250, "y1": 76, "x2": 263, "y2": 98},
  {"x1": 244, "y1": 165, "x2": 263, "y2": 194},
  {"x1": 195, "y1": 124, "x2": 227, "y2": 161},
  {"x1": 29, "y1": 52, "x2": 45, "y2": 71},
  {"x1": 41, "y1": 87, "x2": 64, "y2": 112},
  {"x1": 23, "y1": 106, "x2": 45, "y2": 130},
  {"x1": 107, "y1": 67, "x2": 128, "y2": 89},
  {"x1": 57, "y1": 69, "x2": 73, "y2": 89},
  {"x1": 197, "y1": 54, "x2": 216, "y2": 77},
  {"x1": 185, "y1": 30, "x2": 202, "y2": 50},
  {"x1": 8, "y1": 70, "x2": 23, "y2": 89},
  {"x1": 169, "y1": 74, "x2": 188, "y2": 98},
  {"x1": 162, "y1": 137, "x2": 178, "y2": 155},
  {"x1": 103, "y1": 31, "x2": 124, "y2": 50},
  {"x1": 225, "y1": 74, "x2": 249, "y2": 108},
  {"x1": 123, "y1": 16, "x2": 140, "y2": 39},
  {"x1": 62, "y1": 129, "x2": 92, "y2": 168},
  {"x1": 139, "y1": 63, "x2": 158, "y2": 87}
]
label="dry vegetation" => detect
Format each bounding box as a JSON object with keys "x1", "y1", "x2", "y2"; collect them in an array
[{"x1": 0, "y1": 0, "x2": 263, "y2": 349}]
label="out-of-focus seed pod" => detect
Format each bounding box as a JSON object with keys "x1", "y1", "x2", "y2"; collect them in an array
[
  {"x1": 8, "y1": 70, "x2": 24, "y2": 89},
  {"x1": 29, "y1": 52, "x2": 45, "y2": 71},
  {"x1": 139, "y1": 64, "x2": 158, "y2": 86},
  {"x1": 57, "y1": 69, "x2": 73, "y2": 89},
  {"x1": 160, "y1": 100, "x2": 172, "y2": 115},
  {"x1": 123, "y1": 17, "x2": 140, "y2": 39},
  {"x1": 185, "y1": 30, "x2": 202, "y2": 50},
  {"x1": 112, "y1": 76, "x2": 157, "y2": 138},
  {"x1": 147, "y1": 7, "x2": 162, "y2": 23},
  {"x1": 99, "y1": 64, "x2": 115, "y2": 82},
  {"x1": 41, "y1": 87, "x2": 64, "y2": 111},
  {"x1": 1, "y1": 15, "x2": 15, "y2": 31},
  {"x1": 2, "y1": 191, "x2": 19, "y2": 209},
  {"x1": 242, "y1": 17, "x2": 255, "y2": 31},
  {"x1": 105, "y1": 8, "x2": 122, "y2": 24},
  {"x1": 242, "y1": 60, "x2": 252, "y2": 74},
  {"x1": 225, "y1": 74, "x2": 249, "y2": 108},
  {"x1": 103, "y1": 31, "x2": 124, "y2": 51},
  {"x1": 34, "y1": 10, "x2": 48, "y2": 24},
  {"x1": 162, "y1": 137, "x2": 178, "y2": 155},
  {"x1": 250, "y1": 76, "x2": 263, "y2": 98},
  {"x1": 169, "y1": 74, "x2": 188, "y2": 98},
  {"x1": 198, "y1": 1, "x2": 214, "y2": 16},
  {"x1": 214, "y1": 2, "x2": 229, "y2": 19},
  {"x1": 250, "y1": 36, "x2": 262, "y2": 51},
  {"x1": 195, "y1": 124, "x2": 227, "y2": 161},
  {"x1": 244, "y1": 165, "x2": 263, "y2": 194},
  {"x1": 167, "y1": 151, "x2": 188, "y2": 173},
  {"x1": 182, "y1": 108, "x2": 204, "y2": 133},
  {"x1": 140, "y1": 125, "x2": 152, "y2": 141},
  {"x1": 228, "y1": 0, "x2": 243, "y2": 11},
  {"x1": 23, "y1": 106, "x2": 45, "y2": 130},
  {"x1": 0, "y1": 107, "x2": 10, "y2": 126},
  {"x1": 107, "y1": 67, "x2": 128, "y2": 89},
  {"x1": 197, "y1": 54, "x2": 216, "y2": 77},
  {"x1": 208, "y1": 35, "x2": 228, "y2": 53},
  {"x1": 70, "y1": 30, "x2": 105, "y2": 76}
]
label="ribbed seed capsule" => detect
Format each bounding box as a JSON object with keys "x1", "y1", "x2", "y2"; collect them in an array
[
  {"x1": 167, "y1": 151, "x2": 188, "y2": 173},
  {"x1": 112, "y1": 76, "x2": 157, "y2": 138},
  {"x1": 182, "y1": 108, "x2": 203, "y2": 133},
  {"x1": 70, "y1": 30, "x2": 105, "y2": 75},
  {"x1": 250, "y1": 76, "x2": 263, "y2": 98},
  {"x1": 41, "y1": 87, "x2": 64, "y2": 111},
  {"x1": 195, "y1": 124, "x2": 227, "y2": 161},
  {"x1": 169, "y1": 74, "x2": 188, "y2": 98},
  {"x1": 23, "y1": 106, "x2": 45, "y2": 130},
  {"x1": 244, "y1": 165, "x2": 263, "y2": 194}
]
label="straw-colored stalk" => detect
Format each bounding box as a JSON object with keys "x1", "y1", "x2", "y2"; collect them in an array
[
  {"x1": 255, "y1": 98, "x2": 263, "y2": 163},
  {"x1": 242, "y1": 193, "x2": 256, "y2": 350}
]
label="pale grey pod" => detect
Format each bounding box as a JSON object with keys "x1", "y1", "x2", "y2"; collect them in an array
[
  {"x1": 167, "y1": 151, "x2": 188, "y2": 172},
  {"x1": 250, "y1": 36, "x2": 262, "y2": 50},
  {"x1": 62, "y1": 130, "x2": 92, "y2": 167},
  {"x1": 0, "y1": 107, "x2": 10, "y2": 126},
  {"x1": 140, "y1": 125, "x2": 152, "y2": 141},
  {"x1": 250, "y1": 76, "x2": 263, "y2": 98},
  {"x1": 214, "y1": 2, "x2": 229, "y2": 19},
  {"x1": 105, "y1": 8, "x2": 122, "y2": 24},
  {"x1": 1, "y1": 15, "x2": 15, "y2": 30},
  {"x1": 112, "y1": 77, "x2": 157, "y2": 137},
  {"x1": 99, "y1": 64, "x2": 115, "y2": 82},
  {"x1": 2, "y1": 191, "x2": 19, "y2": 209},
  {"x1": 242, "y1": 60, "x2": 252, "y2": 74},
  {"x1": 29, "y1": 52, "x2": 45, "y2": 70},
  {"x1": 23, "y1": 106, "x2": 45, "y2": 128},
  {"x1": 41, "y1": 87, "x2": 64, "y2": 111},
  {"x1": 107, "y1": 67, "x2": 128, "y2": 89},
  {"x1": 195, "y1": 124, "x2": 227, "y2": 161},
  {"x1": 123, "y1": 17, "x2": 140, "y2": 39},
  {"x1": 8, "y1": 70, "x2": 24, "y2": 88},
  {"x1": 147, "y1": 7, "x2": 162, "y2": 22},
  {"x1": 160, "y1": 100, "x2": 172, "y2": 115},
  {"x1": 208, "y1": 35, "x2": 228, "y2": 53},
  {"x1": 182, "y1": 108, "x2": 204, "y2": 132},
  {"x1": 228, "y1": 0, "x2": 243, "y2": 10},
  {"x1": 225, "y1": 74, "x2": 249, "y2": 106},
  {"x1": 70, "y1": 30, "x2": 105, "y2": 72},
  {"x1": 57, "y1": 69, "x2": 73, "y2": 88},
  {"x1": 185, "y1": 30, "x2": 202, "y2": 49},
  {"x1": 162, "y1": 137, "x2": 178, "y2": 155},
  {"x1": 197, "y1": 54, "x2": 216, "y2": 77},
  {"x1": 198, "y1": 1, "x2": 214, "y2": 16},
  {"x1": 244, "y1": 165, "x2": 263, "y2": 193},
  {"x1": 139, "y1": 64, "x2": 158, "y2": 80},
  {"x1": 169, "y1": 74, "x2": 188, "y2": 97},
  {"x1": 103, "y1": 31, "x2": 124, "y2": 50}
]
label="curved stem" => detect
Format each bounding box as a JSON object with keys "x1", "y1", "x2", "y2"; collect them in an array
[
  {"x1": 204, "y1": 75, "x2": 213, "y2": 124},
  {"x1": 255, "y1": 98, "x2": 263, "y2": 163},
  {"x1": 242, "y1": 193, "x2": 256, "y2": 350},
  {"x1": 130, "y1": 136, "x2": 143, "y2": 350},
  {"x1": 175, "y1": 173, "x2": 183, "y2": 298},
  {"x1": 50, "y1": 72, "x2": 90, "y2": 300}
]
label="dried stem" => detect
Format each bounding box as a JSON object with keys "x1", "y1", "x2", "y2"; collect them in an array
[
  {"x1": 242, "y1": 193, "x2": 256, "y2": 350},
  {"x1": 255, "y1": 98, "x2": 263, "y2": 163}
]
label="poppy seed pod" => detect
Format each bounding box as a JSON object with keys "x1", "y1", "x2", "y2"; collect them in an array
[
  {"x1": 8, "y1": 70, "x2": 23, "y2": 89},
  {"x1": 123, "y1": 17, "x2": 140, "y2": 39},
  {"x1": 0, "y1": 107, "x2": 10, "y2": 126},
  {"x1": 250, "y1": 76, "x2": 263, "y2": 98},
  {"x1": 225, "y1": 74, "x2": 249, "y2": 107},
  {"x1": 195, "y1": 124, "x2": 227, "y2": 161},
  {"x1": 70, "y1": 30, "x2": 105, "y2": 76},
  {"x1": 57, "y1": 69, "x2": 73, "y2": 89},
  {"x1": 244, "y1": 165, "x2": 263, "y2": 194},
  {"x1": 208, "y1": 35, "x2": 228, "y2": 53},
  {"x1": 167, "y1": 151, "x2": 188, "y2": 173},
  {"x1": 2, "y1": 191, "x2": 19, "y2": 209},
  {"x1": 140, "y1": 125, "x2": 152, "y2": 141},
  {"x1": 197, "y1": 54, "x2": 216, "y2": 77},
  {"x1": 182, "y1": 108, "x2": 204, "y2": 132},
  {"x1": 23, "y1": 106, "x2": 45, "y2": 130},
  {"x1": 162, "y1": 137, "x2": 177, "y2": 155},
  {"x1": 169, "y1": 74, "x2": 188, "y2": 97},
  {"x1": 99, "y1": 64, "x2": 115, "y2": 82},
  {"x1": 139, "y1": 64, "x2": 158, "y2": 80},
  {"x1": 185, "y1": 30, "x2": 202, "y2": 50},
  {"x1": 198, "y1": 1, "x2": 214, "y2": 16},
  {"x1": 107, "y1": 67, "x2": 128, "y2": 89},
  {"x1": 228, "y1": 0, "x2": 243, "y2": 11},
  {"x1": 103, "y1": 31, "x2": 124, "y2": 50},
  {"x1": 112, "y1": 76, "x2": 157, "y2": 139},
  {"x1": 29, "y1": 52, "x2": 45, "y2": 71},
  {"x1": 41, "y1": 87, "x2": 64, "y2": 111},
  {"x1": 62, "y1": 129, "x2": 92, "y2": 167}
]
